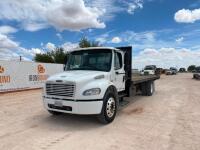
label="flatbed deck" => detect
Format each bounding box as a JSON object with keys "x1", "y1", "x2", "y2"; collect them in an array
[{"x1": 131, "y1": 74, "x2": 160, "y2": 84}]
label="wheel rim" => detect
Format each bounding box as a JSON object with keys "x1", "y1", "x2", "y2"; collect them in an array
[
  {"x1": 106, "y1": 97, "x2": 116, "y2": 118},
  {"x1": 150, "y1": 83, "x2": 153, "y2": 94}
]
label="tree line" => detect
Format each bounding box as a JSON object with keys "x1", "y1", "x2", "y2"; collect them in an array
[
  {"x1": 34, "y1": 38, "x2": 199, "y2": 72},
  {"x1": 34, "y1": 37, "x2": 100, "y2": 64}
]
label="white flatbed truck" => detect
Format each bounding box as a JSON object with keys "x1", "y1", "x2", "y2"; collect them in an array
[{"x1": 43, "y1": 47, "x2": 159, "y2": 124}]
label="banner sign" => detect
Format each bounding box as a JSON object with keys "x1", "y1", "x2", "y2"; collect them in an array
[{"x1": 0, "y1": 61, "x2": 63, "y2": 92}]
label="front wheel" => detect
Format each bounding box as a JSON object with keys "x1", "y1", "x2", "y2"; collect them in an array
[{"x1": 97, "y1": 92, "x2": 117, "y2": 124}]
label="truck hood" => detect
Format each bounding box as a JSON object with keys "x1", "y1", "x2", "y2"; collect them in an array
[{"x1": 47, "y1": 70, "x2": 107, "y2": 82}]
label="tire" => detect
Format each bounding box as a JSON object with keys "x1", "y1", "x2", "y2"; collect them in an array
[
  {"x1": 48, "y1": 110, "x2": 62, "y2": 115},
  {"x1": 141, "y1": 83, "x2": 147, "y2": 96},
  {"x1": 142, "y1": 81, "x2": 155, "y2": 96},
  {"x1": 97, "y1": 89, "x2": 118, "y2": 124},
  {"x1": 146, "y1": 81, "x2": 154, "y2": 96}
]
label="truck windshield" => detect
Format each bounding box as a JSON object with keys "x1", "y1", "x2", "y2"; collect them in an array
[
  {"x1": 145, "y1": 67, "x2": 154, "y2": 70},
  {"x1": 66, "y1": 49, "x2": 112, "y2": 72}
]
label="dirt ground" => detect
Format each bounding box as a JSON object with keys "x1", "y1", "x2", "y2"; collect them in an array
[{"x1": 0, "y1": 73, "x2": 200, "y2": 150}]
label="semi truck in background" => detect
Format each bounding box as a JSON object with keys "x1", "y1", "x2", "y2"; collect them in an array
[
  {"x1": 42, "y1": 47, "x2": 159, "y2": 124},
  {"x1": 141, "y1": 65, "x2": 157, "y2": 75}
]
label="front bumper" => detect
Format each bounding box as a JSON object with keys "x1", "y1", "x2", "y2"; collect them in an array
[{"x1": 43, "y1": 96, "x2": 103, "y2": 115}]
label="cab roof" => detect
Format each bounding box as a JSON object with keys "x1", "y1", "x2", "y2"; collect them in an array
[{"x1": 70, "y1": 47, "x2": 121, "y2": 52}]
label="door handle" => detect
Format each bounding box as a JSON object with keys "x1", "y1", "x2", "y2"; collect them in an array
[{"x1": 115, "y1": 71, "x2": 125, "y2": 75}]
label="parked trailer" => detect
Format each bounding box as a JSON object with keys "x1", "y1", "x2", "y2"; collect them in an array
[{"x1": 42, "y1": 46, "x2": 159, "y2": 124}]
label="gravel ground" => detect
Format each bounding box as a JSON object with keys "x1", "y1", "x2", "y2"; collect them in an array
[{"x1": 0, "y1": 73, "x2": 200, "y2": 150}]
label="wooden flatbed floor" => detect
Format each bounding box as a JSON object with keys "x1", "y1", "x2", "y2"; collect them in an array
[{"x1": 131, "y1": 74, "x2": 160, "y2": 84}]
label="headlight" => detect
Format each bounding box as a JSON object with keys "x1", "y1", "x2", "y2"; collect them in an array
[{"x1": 83, "y1": 88, "x2": 101, "y2": 96}]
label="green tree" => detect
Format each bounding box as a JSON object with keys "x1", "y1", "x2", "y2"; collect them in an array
[
  {"x1": 187, "y1": 65, "x2": 196, "y2": 72},
  {"x1": 51, "y1": 47, "x2": 67, "y2": 64},
  {"x1": 79, "y1": 37, "x2": 101, "y2": 48},
  {"x1": 34, "y1": 48, "x2": 68, "y2": 64},
  {"x1": 79, "y1": 37, "x2": 91, "y2": 48},
  {"x1": 34, "y1": 37, "x2": 101, "y2": 63},
  {"x1": 34, "y1": 52, "x2": 54, "y2": 63}
]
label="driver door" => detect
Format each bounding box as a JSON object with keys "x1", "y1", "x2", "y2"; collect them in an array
[{"x1": 113, "y1": 51, "x2": 125, "y2": 92}]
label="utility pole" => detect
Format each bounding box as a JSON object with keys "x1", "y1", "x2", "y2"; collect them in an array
[{"x1": 20, "y1": 56, "x2": 22, "y2": 61}]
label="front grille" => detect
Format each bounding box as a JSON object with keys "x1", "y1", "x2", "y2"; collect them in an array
[
  {"x1": 46, "y1": 82, "x2": 75, "y2": 97},
  {"x1": 48, "y1": 104, "x2": 72, "y2": 111}
]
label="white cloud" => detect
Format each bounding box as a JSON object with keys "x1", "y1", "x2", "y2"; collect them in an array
[
  {"x1": 86, "y1": 0, "x2": 123, "y2": 21},
  {"x1": 22, "y1": 23, "x2": 48, "y2": 32},
  {"x1": 111, "y1": 37, "x2": 122, "y2": 43},
  {"x1": 0, "y1": 26, "x2": 18, "y2": 34},
  {"x1": 0, "y1": 49, "x2": 20, "y2": 60},
  {"x1": 140, "y1": 48, "x2": 160, "y2": 56},
  {"x1": 0, "y1": 31, "x2": 44, "y2": 60},
  {"x1": 0, "y1": 33, "x2": 32, "y2": 60},
  {"x1": 96, "y1": 37, "x2": 107, "y2": 44},
  {"x1": 0, "y1": 34, "x2": 19, "y2": 49},
  {"x1": 0, "y1": 0, "x2": 105, "y2": 31},
  {"x1": 176, "y1": 37, "x2": 184, "y2": 43},
  {"x1": 61, "y1": 42, "x2": 79, "y2": 52},
  {"x1": 174, "y1": 8, "x2": 200, "y2": 23},
  {"x1": 95, "y1": 32, "x2": 110, "y2": 44},
  {"x1": 127, "y1": 0, "x2": 143, "y2": 14},
  {"x1": 56, "y1": 33, "x2": 62, "y2": 40},
  {"x1": 123, "y1": 31, "x2": 156, "y2": 43},
  {"x1": 46, "y1": 0, "x2": 105, "y2": 31},
  {"x1": 45, "y1": 42, "x2": 56, "y2": 51},
  {"x1": 30, "y1": 48, "x2": 44, "y2": 55},
  {"x1": 133, "y1": 47, "x2": 200, "y2": 69}
]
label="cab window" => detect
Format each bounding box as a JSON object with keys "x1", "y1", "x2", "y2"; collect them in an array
[{"x1": 114, "y1": 52, "x2": 122, "y2": 70}]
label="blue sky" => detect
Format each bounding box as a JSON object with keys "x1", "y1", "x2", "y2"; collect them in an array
[{"x1": 0, "y1": 0, "x2": 200, "y2": 68}]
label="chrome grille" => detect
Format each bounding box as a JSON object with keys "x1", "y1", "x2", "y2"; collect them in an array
[{"x1": 46, "y1": 82, "x2": 75, "y2": 97}]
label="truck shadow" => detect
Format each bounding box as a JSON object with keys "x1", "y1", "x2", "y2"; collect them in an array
[
  {"x1": 38, "y1": 113, "x2": 103, "y2": 131},
  {"x1": 31, "y1": 95, "x2": 147, "y2": 131}
]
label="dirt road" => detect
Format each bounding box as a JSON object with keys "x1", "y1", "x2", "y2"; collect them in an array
[{"x1": 0, "y1": 73, "x2": 200, "y2": 150}]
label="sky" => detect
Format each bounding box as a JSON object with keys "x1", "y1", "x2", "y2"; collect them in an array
[{"x1": 0, "y1": 0, "x2": 200, "y2": 69}]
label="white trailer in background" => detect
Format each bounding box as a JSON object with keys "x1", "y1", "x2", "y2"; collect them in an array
[{"x1": 0, "y1": 60, "x2": 63, "y2": 93}]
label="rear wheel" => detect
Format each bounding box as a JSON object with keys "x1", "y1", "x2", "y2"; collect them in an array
[
  {"x1": 141, "y1": 81, "x2": 155, "y2": 96},
  {"x1": 97, "y1": 91, "x2": 117, "y2": 124}
]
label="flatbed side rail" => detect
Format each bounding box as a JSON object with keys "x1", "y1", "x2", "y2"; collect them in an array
[{"x1": 131, "y1": 75, "x2": 160, "y2": 85}]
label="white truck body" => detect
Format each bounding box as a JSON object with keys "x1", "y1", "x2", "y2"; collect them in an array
[
  {"x1": 43, "y1": 47, "x2": 125, "y2": 115},
  {"x1": 43, "y1": 47, "x2": 158, "y2": 123}
]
